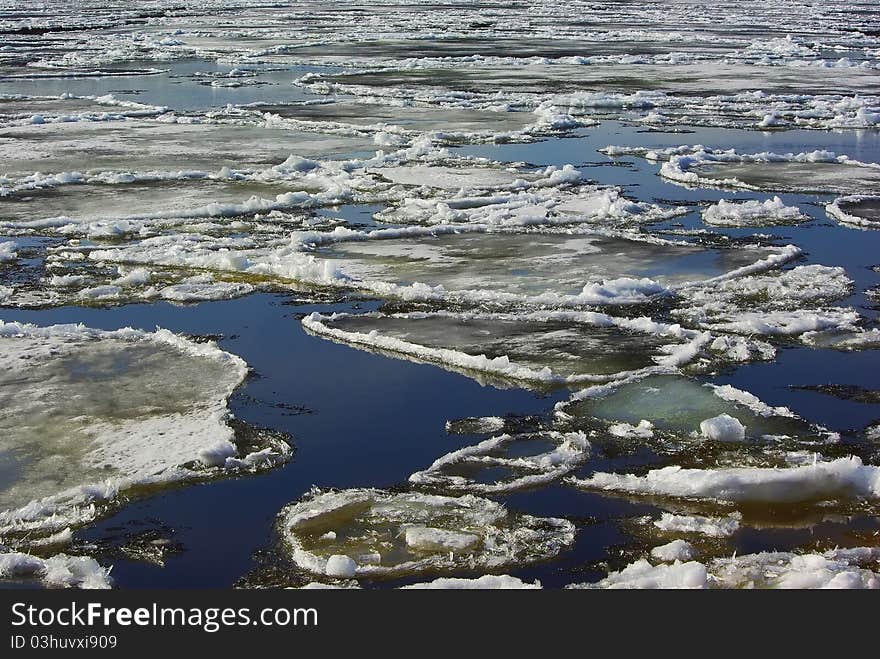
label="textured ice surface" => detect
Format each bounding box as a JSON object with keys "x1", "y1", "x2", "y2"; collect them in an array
[
  {"x1": 0, "y1": 551, "x2": 112, "y2": 589},
  {"x1": 650, "y1": 539, "x2": 695, "y2": 562},
  {"x1": 279, "y1": 488, "x2": 574, "y2": 579},
  {"x1": 826, "y1": 195, "x2": 880, "y2": 229},
  {"x1": 317, "y1": 228, "x2": 793, "y2": 306},
  {"x1": 409, "y1": 431, "x2": 590, "y2": 493},
  {"x1": 654, "y1": 512, "x2": 741, "y2": 537},
  {"x1": 570, "y1": 456, "x2": 880, "y2": 504},
  {"x1": 560, "y1": 375, "x2": 830, "y2": 445},
  {"x1": 575, "y1": 547, "x2": 880, "y2": 589},
  {"x1": 303, "y1": 310, "x2": 713, "y2": 387},
  {"x1": 702, "y1": 197, "x2": 805, "y2": 227},
  {"x1": 0, "y1": 321, "x2": 289, "y2": 543},
  {"x1": 402, "y1": 575, "x2": 541, "y2": 589}
]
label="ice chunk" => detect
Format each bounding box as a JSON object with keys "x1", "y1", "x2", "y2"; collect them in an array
[
  {"x1": 0, "y1": 321, "x2": 288, "y2": 543},
  {"x1": 0, "y1": 552, "x2": 112, "y2": 589},
  {"x1": 569, "y1": 456, "x2": 880, "y2": 503},
  {"x1": 608, "y1": 420, "x2": 654, "y2": 439},
  {"x1": 574, "y1": 547, "x2": 880, "y2": 589},
  {"x1": 710, "y1": 548, "x2": 880, "y2": 589},
  {"x1": 402, "y1": 575, "x2": 541, "y2": 589},
  {"x1": 317, "y1": 228, "x2": 795, "y2": 307},
  {"x1": 826, "y1": 195, "x2": 880, "y2": 229},
  {"x1": 570, "y1": 559, "x2": 708, "y2": 589},
  {"x1": 650, "y1": 539, "x2": 695, "y2": 562},
  {"x1": 656, "y1": 146, "x2": 880, "y2": 194},
  {"x1": 700, "y1": 414, "x2": 746, "y2": 442},
  {"x1": 409, "y1": 431, "x2": 590, "y2": 493},
  {"x1": 304, "y1": 310, "x2": 705, "y2": 388},
  {"x1": 404, "y1": 527, "x2": 480, "y2": 552},
  {"x1": 280, "y1": 488, "x2": 574, "y2": 579},
  {"x1": 702, "y1": 196, "x2": 805, "y2": 227},
  {"x1": 325, "y1": 555, "x2": 358, "y2": 578},
  {"x1": 560, "y1": 375, "x2": 829, "y2": 445},
  {"x1": 654, "y1": 512, "x2": 741, "y2": 537},
  {"x1": 0, "y1": 240, "x2": 17, "y2": 263}
]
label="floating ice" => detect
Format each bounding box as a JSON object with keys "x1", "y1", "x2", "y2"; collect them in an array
[
  {"x1": 702, "y1": 197, "x2": 805, "y2": 227},
  {"x1": 0, "y1": 321, "x2": 290, "y2": 543},
  {"x1": 279, "y1": 488, "x2": 574, "y2": 579},
  {"x1": 710, "y1": 547, "x2": 880, "y2": 589},
  {"x1": 826, "y1": 195, "x2": 880, "y2": 229},
  {"x1": 608, "y1": 420, "x2": 655, "y2": 439},
  {"x1": 559, "y1": 375, "x2": 828, "y2": 445},
  {"x1": 675, "y1": 265, "x2": 855, "y2": 338},
  {"x1": 312, "y1": 227, "x2": 795, "y2": 308},
  {"x1": 303, "y1": 310, "x2": 715, "y2": 387},
  {"x1": 0, "y1": 552, "x2": 112, "y2": 589},
  {"x1": 654, "y1": 512, "x2": 741, "y2": 538},
  {"x1": 569, "y1": 456, "x2": 880, "y2": 504},
  {"x1": 700, "y1": 414, "x2": 746, "y2": 442},
  {"x1": 572, "y1": 547, "x2": 880, "y2": 589},
  {"x1": 409, "y1": 431, "x2": 590, "y2": 493},
  {"x1": 570, "y1": 559, "x2": 708, "y2": 589},
  {"x1": 401, "y1": 575, "x2": 541, "y2": 589},
  {"x1": 657, "y1": 147, "x2": 880, "y2": 194},
  {"x1": 650, "y1": 539, "x2": 695, "y2": 562},
  {"x1": 0, "y1": 240, "x2": 17, "y2": 263}
]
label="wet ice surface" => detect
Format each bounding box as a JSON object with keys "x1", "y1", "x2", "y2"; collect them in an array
[{"x1": 2, "y1": 1, "x2": 880, "y2": 588}]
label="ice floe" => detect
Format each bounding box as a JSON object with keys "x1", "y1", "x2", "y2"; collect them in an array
[
  {"x1": 572, "y1": 547, "x2": 880, "y2": 589},
  {"x1": 279, "y1": 488, "x2": 574, "y2": 579},
  {"x1": 702, "y1": 197, "x2": 806, "y2": 227},
  {"x1": 569, "y1": 456, "x2": 880, "y2": 504},
  {"x1": 401, "y1": 575, "x2": 541, "y2": 589},
  {"x1": 409, "y1": 431, "x2": 590, "y2": 493},
  {"x1": 0, "y1": 551, "x2": 112, "y2": 589},
  {"x1": 302, "y1": 310, "x2": 741, "y2": 388},
  {"x1": 650, "y1": 539, "x2": 695, "y2": 562},
  {"x1": 558, "y1": 374, "x2": 832, "y2": 446},
  {"x1": 826, "y1": 195, "x2": 880, "y2": 229},
  {"x1": 0, "y1": 321, "x2": 290, "y2": 544}
]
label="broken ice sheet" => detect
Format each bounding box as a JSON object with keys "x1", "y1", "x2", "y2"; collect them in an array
[
  {"x1": 826, "y1": 195, "x2": 880, "y2": 229},
  {"x1": 279, "y1": 488, "x2": 574, "y2": 580},
  {"x1": 374, "y1": 186, "x2": 682, "y2": 228},
  {"x1": 409, "y1": 430, "x2": 590, "y2": 494},
  {"x1": 0, "y1": 321, "x2": 291, "y2": 545},
  {"x1": 0, "y1": 177, "x2": 342, "y2": 230},
  {"x1": 569, "y1": 547, "x2": 880, "y2": 589},
  {"x1": 317, "y1": 227, "x2": 795, "y2": 306},
  {"x1": 657, "y1": 147, "x2": 880, "y2": 194},
  {"x1": 0, "y1": 116, "x2": 379, "y2": 176},
  {"x1": 558, "y1": 374, "x2": 835, "y2": 446},
  {"x1": 672, "y1": 263, "x2": 860, "y2": 339},
  {"x1": 254, "y1": 101, "x2": 539, "y2": 143},
  {"x1": 302, "y1": 310, "x2": 717, "y2": 388}
]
